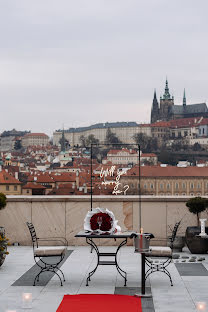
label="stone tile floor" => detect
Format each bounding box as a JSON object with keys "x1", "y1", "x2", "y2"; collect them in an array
[{"x1": 0, "y1": 246, "x2": 208, "y2": 312}]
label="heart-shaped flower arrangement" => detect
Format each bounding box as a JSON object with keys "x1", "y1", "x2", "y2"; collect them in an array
[{"x1": 84, "y1": 208, "x2": 121, "y2": 234}]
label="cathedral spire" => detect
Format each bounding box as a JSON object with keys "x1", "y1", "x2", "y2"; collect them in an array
[
  {"x1": 154, "y1": 89, "x2": 157, "y2": 99},
  {"x1": 183, "y1": 88, "x2": 186, "y2": 106},
  {"x1": 163, "y1": 78, "x2": 171, "y2": 99},
  {"x1": 151, "y1": 89, "x2": 159, "y2": 123},
  {"x1": 61, "y1": 128, "x2": 66, "y2": 152}
]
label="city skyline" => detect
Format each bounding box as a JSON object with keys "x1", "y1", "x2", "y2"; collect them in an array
[{"x1": 0, "y1": 0, "x2": 208, "y2": 135}]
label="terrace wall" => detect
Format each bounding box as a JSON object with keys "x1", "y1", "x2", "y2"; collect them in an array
[{"x1": 0, "y1": 195, "x2": 207, "y2": 246}]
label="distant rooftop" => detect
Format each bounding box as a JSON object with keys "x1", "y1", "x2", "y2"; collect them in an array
[{"x1": 55, "y1": 122, "x2": 140, "y2": 133}]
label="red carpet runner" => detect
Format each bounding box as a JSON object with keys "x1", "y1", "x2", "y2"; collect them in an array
[{"x1": 56, "y1": 294, "x2": 142, "y2": 312}]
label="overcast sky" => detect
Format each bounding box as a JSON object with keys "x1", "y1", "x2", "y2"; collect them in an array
[{"x1": 0, "y1": 0, "x2": 208, "y2": 136}]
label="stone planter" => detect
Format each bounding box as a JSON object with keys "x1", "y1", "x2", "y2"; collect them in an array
[
  {"x1": 185, "y1": 226, "x2": 208, "y2": 254},
  {"x1": 168, "y1": 236, "x2": 186, "y2": 252}
]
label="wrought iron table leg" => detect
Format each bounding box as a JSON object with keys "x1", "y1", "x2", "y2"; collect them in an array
[
  {"x1": 86, "y1": 237, "x2": 128, "y2": 286},
  {"x1": 115, "y1": 238, "x2": 128, "y2": 286},
  {"x1": 86, "y1": 238, "x2": 100, "y2": 286}
]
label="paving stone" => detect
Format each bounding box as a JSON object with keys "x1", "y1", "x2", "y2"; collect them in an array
[{"x1": 172, "y1": 254, "x2": 180, "y2": 259}]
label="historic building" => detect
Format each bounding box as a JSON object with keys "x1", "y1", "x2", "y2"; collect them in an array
[
  {"x1": 151, "y1": 80, "x2": 208, "y2": 123},
  {"x1": 53, "y1": 122, "x2": 152, "y2": 147},
  {"x1": 120, "y1": 165, "x2": 208, "y2": 196}
]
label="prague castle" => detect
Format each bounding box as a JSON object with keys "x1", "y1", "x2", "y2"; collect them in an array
[{"x1": 151, "y1": 80, "x2": 208, "y2": 123}]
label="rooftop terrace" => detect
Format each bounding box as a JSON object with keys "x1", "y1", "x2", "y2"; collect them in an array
[{"x1": 0, "y1": 245, "x2": 208, "y2": 312}]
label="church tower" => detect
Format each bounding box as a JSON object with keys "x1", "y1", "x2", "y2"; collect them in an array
[
  {"x1": 159, "y1": 79, "x2": 174, "y2": 121},
  {"x1": 151, "y1": 89, "x2": 159, "y2": 123},
  {"x1": 183, "y1": 89, "x2": 186, "y2": 107}
]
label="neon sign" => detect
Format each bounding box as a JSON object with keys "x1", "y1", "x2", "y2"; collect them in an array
[{"x1": 100, "y1": 166, "x2": 129, "y2": 195}]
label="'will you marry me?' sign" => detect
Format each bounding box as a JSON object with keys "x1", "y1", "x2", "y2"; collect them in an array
[{"x1": 99, "y1": 166, "x2": 129, "y2": 195}]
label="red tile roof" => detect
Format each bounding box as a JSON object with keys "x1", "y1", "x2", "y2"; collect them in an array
[
  {"x1": 151, "y1": 121, "x2": 171, "y2": 127},
  {"x1": 24, "y1": 133, "x2": 49, "y2": 137},
  {"x1": 0, "y1": 170, "x2": 21, "y2": 184},
  {"x1": 108, "y1": 148, "x2": 137, "y2": 155},
  {"x1": 141, "y1": 153, "x2": 157, "y2": 157},
  {"x1": 22, "y1": 182, "x2": 46, "y2": 189},
  {"x1": 125, "y1": 165, "x2": 208, "y2": 177}
]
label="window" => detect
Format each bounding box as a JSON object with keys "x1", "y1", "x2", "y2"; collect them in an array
[
  {"x1": 197, "y1": 183, "x2": 201, "y2": 189},
  {"x1": 160, "y1": 183, "x2": 163, "y2": 190},
  {"x1": 167, "y1": 183, "x2": 170, "y2": 190},
  {"x1": 197, "y1": 193, "x2": 201, "y2": 196},
  {"x1": 27, "y1": 190, "x2": 30, "y2": 194},
  {"x1": 14, "y1": 186, "x2": 17, "y2": 191},
  {"x1": 175, "y1": 183, "x2": 179, "y2": 189},
  {"x1": 6, "y1": 185, "x2": 9, "y2": 191},
  {"x1": 182, "y1": 193, "x2": 186, "y2": 196},
  {"x1": 190, "y1": 182, "x2": 194, "y2": 189},
  {"x1": 144, "y1": 184, "x2": 147, "y2": 189},
  {"x1": 182, "y1": 182, "x2": 186, "y2": 189},
  {"x1": 150, "y1": 183, "x2": 154, "y2": 189},
  {"x1": 190, "y1": 193, "x2": 194, "y2": 196}
]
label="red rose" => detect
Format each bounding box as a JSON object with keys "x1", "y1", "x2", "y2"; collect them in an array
[{"x1": 90, "y1": 212, "x2": 112, "y2": 231}]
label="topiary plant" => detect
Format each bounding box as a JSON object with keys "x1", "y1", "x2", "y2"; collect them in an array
[
  {"x1": 0, "y1": 193, "x2": 8, "y2": 266},
  {"x1": 186, "y1": 197, "x2": 208, "y2": 226},
  {"x1": 0, "y1": 193, "x2": 7, "y2": 211}
]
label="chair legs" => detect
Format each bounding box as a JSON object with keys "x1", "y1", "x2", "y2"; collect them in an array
[
  {"x1": 34, "y1": 258, "x2": 66, "y2": 286},
  {"x1": 145, "y1": 257, "x2": 173, "y2": 286}
]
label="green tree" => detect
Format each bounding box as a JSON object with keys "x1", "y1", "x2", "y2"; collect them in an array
[
  {"x1": 158, "y1": 149, "x2": 178, "y2": 165},
  {"x1": 105, "y1": 128, "x2": 122, "y2": 146},
  {"x1": 193, "y1": 142, "x2": 202, "y2": 151},
  {"x1": 133, "y1": 133, "x2": 158, "y2": 152},
  {"x1": 79, "y1": 135, "x2": 87, "y2": 148},
  {"x1": 86, "y1": 134, "x2": 99, "y2": 147},
  {"x1": 14, "y1": 139, "x2": 22, "y2": 150},
  {"x1": 0, "y1": 193, "x2": 6, "y2": 211},
  {"x1": 186, "y1": 197, "x2": 208, "y2": 226}
]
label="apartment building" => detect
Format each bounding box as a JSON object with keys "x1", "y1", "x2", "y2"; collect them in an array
[
  {"x1": 0, "y1": 169, "x2": 22, "y2": 195},
  {"x1": 22, "y1": 133, "x2": 49, "y2": 147},
  {"x1": 120, "y1": 165, "x2": 208, "y2": 196}
]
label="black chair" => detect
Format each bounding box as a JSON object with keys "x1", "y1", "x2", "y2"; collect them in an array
[
  {"x1": 26, "y1": 222, "x2": 68, "y2": 286},
  {"x1": 144, "y1": 221, "x2": 181, "y2": 286}
]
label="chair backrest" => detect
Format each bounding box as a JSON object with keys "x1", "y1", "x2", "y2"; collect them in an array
[
  {"x1": 169, "y1": 221, "x2": 181, "y2": 249},
  {"x1": 26, "y1": 222, "x2": 38, "y2": 248}
]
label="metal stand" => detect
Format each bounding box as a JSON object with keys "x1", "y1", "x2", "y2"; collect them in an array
[
  {"x1": 86, "y1": 237, "x2": 128, "y2": 286},
  {"x1": 134, "y1": 252, "x2": 152, "y2": 298}
]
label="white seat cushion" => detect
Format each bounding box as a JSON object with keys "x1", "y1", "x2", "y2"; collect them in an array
[
  {"x1": 34, "y1": 246, "x2": 67, "y2": 257},
  {"x1": 145, "y1": 246, "x2": 172, "y2": 257}
]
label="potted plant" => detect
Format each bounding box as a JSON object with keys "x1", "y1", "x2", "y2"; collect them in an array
[
  {"x1": 0, "y1": 193, "x2": 9, "y2": 266},
  {"x1": 185, "y1": 197, "x2": 208, "y2": 254},
  {"x1": 167, "y1": 221, "x2": 185, "y2": 252}
]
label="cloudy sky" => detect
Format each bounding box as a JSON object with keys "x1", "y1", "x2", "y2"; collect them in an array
[{"x1": 0, "y1": 0, "x2": 208, "y2": 136}]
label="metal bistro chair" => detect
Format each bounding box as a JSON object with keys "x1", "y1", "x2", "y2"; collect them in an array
[
  {"x1": 26, "y1": 222, "x2": 68, "y2": 286},
  {"x1": 144, "y1": 221, "x2": 181, "y2": 286}
]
